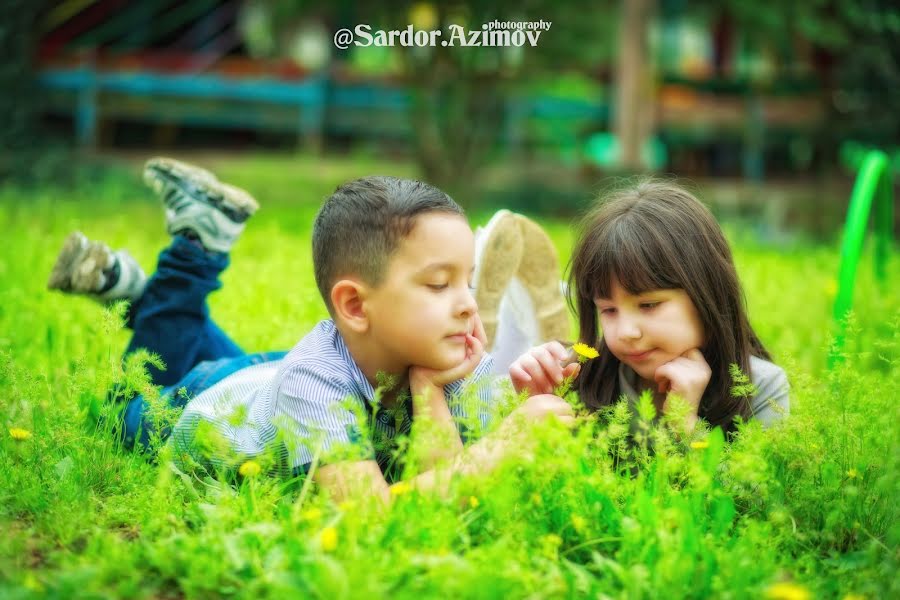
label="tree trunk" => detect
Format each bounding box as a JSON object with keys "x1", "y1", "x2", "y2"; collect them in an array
[{"x1": 614, "y1": 0, "x2": 656, "y2": 171}]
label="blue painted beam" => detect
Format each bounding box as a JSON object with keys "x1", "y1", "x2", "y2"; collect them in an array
[{"x1": 39, "y1": 69, "x2": 328, "y2": 105}]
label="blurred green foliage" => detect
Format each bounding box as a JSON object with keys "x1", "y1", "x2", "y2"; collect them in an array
[
  {"x1": 0, "y1": 1, "x2": 47, "y2": 181},
  {"x1": 0, "y1": 155, "x2": 897, "y2": 597}
]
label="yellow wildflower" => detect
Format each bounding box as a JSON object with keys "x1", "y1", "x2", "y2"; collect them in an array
[
  {"x1": 337, "y1": 499, "x2": 357, "y2": 513},
  {"x1": 468, "y1": 496, "x2": 480, "y2": 509},
  {"x1": 572, "y1": 343, "x2": 600, "y2": 362},
  {"x1": 690, "y1": 440, "x2": 709, "y2": 449},
  {"x1": 847, "y1": 468, "x2": 858, "y2": 479},
  {"x1": 571, "y1": 514, "x2": 587, "y2": 533},
  {"x1": 319, "y1": 526, "x2": 338, "y2": 552},
  {"x1": 540, "y1": 533, "x2": 563, "y2": 559},
  {"x1": 765, "y1": 582, "x2": 811, "y2": 600},
  {"x1": 390, "y1": 481, "x2": 412, "y2": 497},
  {"x1": 300, "y1": 508, "x2": 323, "y2": 521},
  {"x1": 238, "y1": 460, "x2": 262, "y2": 477},
  {"x1": 8, "y1": 427, "x2": 31, "y2": 441}
]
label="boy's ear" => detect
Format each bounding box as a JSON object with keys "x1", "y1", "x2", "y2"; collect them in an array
[{"x1": 331, "y1": 279, "x2": 370, "y2": 333}]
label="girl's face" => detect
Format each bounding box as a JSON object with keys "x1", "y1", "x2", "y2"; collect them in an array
[{"x1": 595, "y1": 278, "x2": 705, "y2": 383}]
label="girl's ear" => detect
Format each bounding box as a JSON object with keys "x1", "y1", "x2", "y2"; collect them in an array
[{"x1": 331, "y1": 279, "x2": 369, "y2": 333}]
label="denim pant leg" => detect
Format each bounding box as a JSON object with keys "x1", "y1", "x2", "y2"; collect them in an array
[
  {"x1": 124, "y1": 235, "x2": 244, "y2": 388},
  {"x1": 122, "y1": 350, "x2": 288, "y2": 451}
]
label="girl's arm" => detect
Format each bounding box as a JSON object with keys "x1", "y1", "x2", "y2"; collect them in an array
[
  {"x1": 653, "y1": 348, "x2": 712, "y2": 435},
  {"x1": 509, "y1": 341, "x2": 581, "y2": 396}
]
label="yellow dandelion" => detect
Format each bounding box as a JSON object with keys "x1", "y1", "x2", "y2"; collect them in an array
[
  {"x1": 319, "y1": 526, "x2": 338, "y2": 552},
  {"x1": 571, "y1": 514, "x2": 587, "y2": 533},
  {"x1": 238, "y1": 459, "x2": 261, "y2": 478},
  {"x1": 572, "y1": 343, "x2": 600, "y2": 362},
  {"x1": 390, "y1": 481, "x2": 412, "y2": 497},
  {"x1": 468, "y1": 496, "x2": 480, "y2": 509},
  {"x1": 765, "y1": 582, "x2": 811, "y2": 600},
  {"x1": 300, "y1": 508, "x2": 323, "y2": 521},
  {"x1": 690, "y1": 440, "x2": 709, "y2": 449},
  {"x1": 847, "y1": 468, "x2": 858, "y2": 479},
  {"x1": 9, "y1": 427, "x2": 31, "y2": 441}
]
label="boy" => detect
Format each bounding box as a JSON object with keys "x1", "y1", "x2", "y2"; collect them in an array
[{"x1": 49, "y1": 159, "x2": 573, "y2": 503}]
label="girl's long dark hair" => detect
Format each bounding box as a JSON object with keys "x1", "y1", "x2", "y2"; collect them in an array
[{"x1": 568, "y1": 180, "x2": 771, "y2": 432}]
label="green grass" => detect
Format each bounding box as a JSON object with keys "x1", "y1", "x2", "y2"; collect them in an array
[{"x1": 1, "y1": 154, "x2": 897, "y2": 599}]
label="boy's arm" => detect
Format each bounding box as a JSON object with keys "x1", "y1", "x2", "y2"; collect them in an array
[
  {"x1": 405, "y1": 315, "x2": 487, "y2": 471},
  {"x1": 408, "y1": 377, "x2": 465, "y2": 471},
  {"x1": 314, "y1": 394, "x2": 575, "y2": 506}
]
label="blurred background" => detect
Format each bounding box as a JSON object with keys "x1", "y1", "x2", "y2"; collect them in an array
[{"x1": 2, "y1": 0, "x2": 898, "y2": 239}]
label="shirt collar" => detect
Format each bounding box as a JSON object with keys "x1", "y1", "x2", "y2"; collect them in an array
[{"x1": 326, "y1": 319, "x2": 377, "y2": 403}]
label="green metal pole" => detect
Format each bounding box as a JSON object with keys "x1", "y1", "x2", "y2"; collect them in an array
[{"x1": 829, "y1": 149, "x2": 893, "y2": 366}]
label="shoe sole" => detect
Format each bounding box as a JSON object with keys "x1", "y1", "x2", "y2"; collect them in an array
[
  {"x1": 48, "y1": 231, "x2": 88, "y2": 291},
  {"x1": 515, "y1": 215, "x2": 570, "y2": 342},
  {"x1": 144, "y1": 157, "x2": 259, "y2": 222},
  {"x1": 71, "y1": 241, "x2": 114, "y2": 293},
  {"x1": 474, "y1": 210, "x2": 524, "y2": 347}
]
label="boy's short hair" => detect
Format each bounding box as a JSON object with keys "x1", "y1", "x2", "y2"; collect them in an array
[{"x1": 312, "y1": 176, "x2": 464, "y2": 314}]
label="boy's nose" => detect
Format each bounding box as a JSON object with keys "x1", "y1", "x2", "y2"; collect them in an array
[{"x1": 456, "y1": 288, "x2": 478, "y2": 317}]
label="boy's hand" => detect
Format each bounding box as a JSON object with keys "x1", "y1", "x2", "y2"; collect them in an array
[
  {"x1": 503, "y1": 394, "x2": 576, "y2": 431},
  {"x1": 509, "y1": 341, "x2": 581, "y2": 396},
  {"x1": 653, "y1": 348, "x2": 711, "y2": 417},
  {"x1": 410, "y1": 314, "x2": 487, "y2": 389}
]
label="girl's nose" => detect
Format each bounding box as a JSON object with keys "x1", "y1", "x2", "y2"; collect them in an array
[{"x1": 618, "y1": 316, "x2": 642, "y2": 340}]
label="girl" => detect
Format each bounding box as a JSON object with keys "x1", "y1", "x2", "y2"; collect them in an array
[{"x1": 509, "y1": 181, "x2": 789, "y2": 434}]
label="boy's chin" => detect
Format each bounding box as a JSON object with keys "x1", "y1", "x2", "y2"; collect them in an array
[{"x1": 421, "y1": 351, "x2": 467, "y2": 372}]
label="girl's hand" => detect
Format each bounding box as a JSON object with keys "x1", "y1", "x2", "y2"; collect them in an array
[
  {"x1": 509, "y1": 341, "x2": 581, "y2": 396},
  {"x1": 410, "y1": 314, "x2": 487, "y2": 389},
  {"x1": 653, "y1": 348, "x2": 711, "y2": 416}
]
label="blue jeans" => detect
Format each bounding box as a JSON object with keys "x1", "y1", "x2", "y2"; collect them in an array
[{"x1": 118, "y1": 236, "x2": 286, "y2": 450}]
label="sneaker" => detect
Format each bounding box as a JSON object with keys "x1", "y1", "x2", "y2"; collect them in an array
[
  {"x1": 472, "y1": 210, "x2": 524, "y2": 349},
  {"x1": 48, "y1": 232, "x2": 146, "y2": 302},
  {"x1": 143, "y1": 157, "x2": 259, "y2": 253},
  {"x1": 513, "y1": 214, "x2": 570, "y2": 343}
]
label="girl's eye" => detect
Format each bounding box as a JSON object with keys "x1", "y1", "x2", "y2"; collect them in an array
[
  {"x1": 599, "y1": 307, "x2": 616, "y2": 315},
  {"x1": 428, "y1": 283, "x2": 448, "y2": 291},
  {"x1": 640, "y1": 302, "x2": 660, "y2": 310}
]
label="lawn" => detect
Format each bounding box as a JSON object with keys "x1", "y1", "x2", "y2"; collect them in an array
[{"x1": 1, "y1": 154, "x2": 897, "y2": 599}]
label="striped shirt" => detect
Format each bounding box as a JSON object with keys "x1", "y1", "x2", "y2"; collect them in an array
[{"x1": 171, "y1": 320, "x2": 495, "y2": 477}]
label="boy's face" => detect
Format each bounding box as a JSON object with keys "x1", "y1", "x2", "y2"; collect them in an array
[{"x1": 364, "y1": 213, "x2": 477, "y2": 372}]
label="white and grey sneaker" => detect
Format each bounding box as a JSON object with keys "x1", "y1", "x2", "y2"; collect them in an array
[
  {"x1": 48, "y1": 232, "x2": 147, "y2": 302},
  {"x1": 143, "y1": 157, "x2": 259, "y2": 253}
]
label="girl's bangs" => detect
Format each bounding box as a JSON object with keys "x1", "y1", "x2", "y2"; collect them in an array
[{"x1": 581, "y1": 218, "x2": 681, "y2": 301}]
